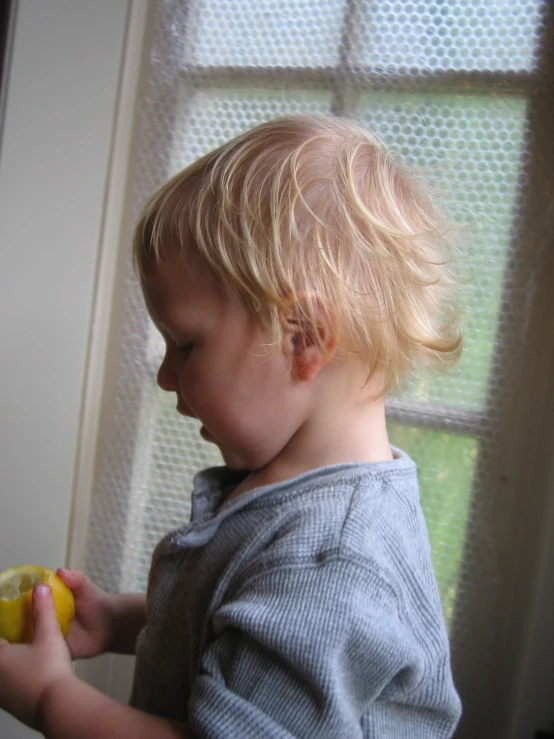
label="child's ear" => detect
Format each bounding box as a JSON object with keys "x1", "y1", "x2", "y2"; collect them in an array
[{"x1": 280, "y1": 298, "x2": 337, "y2": 382}]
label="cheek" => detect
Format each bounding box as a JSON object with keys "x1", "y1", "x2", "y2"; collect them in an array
[
  {"x1": 235, "y1": 386, "x2": 299, "y2": 445},
  {"x1": 181, "y1": 348, "x2": 297, "y2": 441},
  {"x1": 179, "y1": 364, "x2": 231, "y2": 420}
]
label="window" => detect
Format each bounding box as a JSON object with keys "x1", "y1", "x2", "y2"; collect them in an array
[{"x1": 82, "y1": 1, "x2": 554, "y2": 735}]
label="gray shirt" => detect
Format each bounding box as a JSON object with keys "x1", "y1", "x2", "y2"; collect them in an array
[{"x1": 131, "y1": 448, "x2": 462, "y2": 737}]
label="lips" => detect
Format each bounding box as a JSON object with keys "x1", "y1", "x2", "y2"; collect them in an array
[{"x1": 177, "y1": 410, "x2": 213, "y2": 443}]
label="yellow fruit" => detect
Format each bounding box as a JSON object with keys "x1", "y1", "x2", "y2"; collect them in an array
[{"x1": 0, "y1": 565, "x2": 75, "y2": 643}]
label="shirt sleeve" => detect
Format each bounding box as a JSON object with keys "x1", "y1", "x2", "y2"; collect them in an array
[{"x1": 187, "y1": 557, "x2": 460, "y2": 739}]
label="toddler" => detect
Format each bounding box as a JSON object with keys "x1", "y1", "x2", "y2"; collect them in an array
[{"x1": 0, "y1": 115, "x2": 462, "y2": 738}]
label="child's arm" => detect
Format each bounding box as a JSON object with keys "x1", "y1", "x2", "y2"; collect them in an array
[
  {"x1": 107, "y1": 590, "x2": 148, "y2": 654},
  {"x1": 39, "y1": 678, "x2": 193, "y2": 739},
  {"x1": 56, "y1": 569, "x2": 146, "y2": 657},
  {"x1": 187, "y1": 558, "x2": 460, "y2": 737},
  {"x1": 0, "y1": 585, "x2": 193, "y2": 738}
]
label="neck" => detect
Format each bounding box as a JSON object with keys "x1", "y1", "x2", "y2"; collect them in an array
[{"x1": 231, "y1": 365, "x2": 392, "y2": 499}]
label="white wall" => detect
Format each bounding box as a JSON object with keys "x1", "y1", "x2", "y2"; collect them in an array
[{"x1": 0, "y1": 1, "x2": 129, "y2": 736}]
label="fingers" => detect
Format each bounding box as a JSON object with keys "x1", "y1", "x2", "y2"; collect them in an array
[
  {"x1": 57, "y1": 569, "x2": 108, "y2": 613},
  {"x1": 32, "y1": 584, "x2": 61, "y2": 642},
  {"x1": 56, "y1": 568, "x2": 100, "y2": 600},
  {"x1": 56, "y1": 568, "x2": 86, "y2": 592}
]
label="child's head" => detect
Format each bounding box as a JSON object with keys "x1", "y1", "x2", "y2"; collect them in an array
[{"x1": 134, "y1": 114, "x2": 461, "y2": 396}]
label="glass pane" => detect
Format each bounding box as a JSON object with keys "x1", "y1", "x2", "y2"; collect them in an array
[
  {"x1": 357, "y1": 94, "x2": 527, "y2": 410},
  {"x1": 185, "y1": 0, "x2": 346, "y2": 67},
  {"x1": 169, "y1": 87, "x2": 332, "y2": 170},
  {"x1": 354, "y1": 0, "x2": 545, "y2": 72},
  {"x1": 388, "y1": 423, "x2": 477, "y2": 626}
]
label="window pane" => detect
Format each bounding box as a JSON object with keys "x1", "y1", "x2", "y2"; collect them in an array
[
  {"x1": 169, "y1": 87, "x2": 332, "y2": 170},
  {"x1": 388, "y1": 423, "x2": 477, "y2": 626},
  {"x1": 357, "y1": 94, "x2": 527, "y2": 410},
  {"x1": 184, "y1": 0, "x2": 347, "y2": 67},
  {"x1": 354, "y1": 0, "x2": 544, "y2": 71}
]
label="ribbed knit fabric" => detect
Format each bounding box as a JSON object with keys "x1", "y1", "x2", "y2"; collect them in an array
[{"x1": 130, "y1": 448, "x2": 461, "y2": 737}]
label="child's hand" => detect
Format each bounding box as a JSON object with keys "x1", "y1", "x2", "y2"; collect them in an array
[
  {"x1": 56, "y1": 568, "x2": 117, "y2": 659},
  {"x1": 0, "y1": 583, "x2": 74, "y2": 730}
]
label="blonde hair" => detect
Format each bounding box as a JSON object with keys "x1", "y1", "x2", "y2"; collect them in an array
[{"x1": 134, "y1": 114, "x2": 462, "y2": 393}]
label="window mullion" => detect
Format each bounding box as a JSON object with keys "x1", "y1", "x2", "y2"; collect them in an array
[
  {"x1": 331, "y1": 0, "x2": 359, "y2": 115},
  {"x1": 386, "y1": 400, "x2": 484, "y2": 438},
  {"x1": 179, "y1": 65, "x2": 536, "y2": 97}
]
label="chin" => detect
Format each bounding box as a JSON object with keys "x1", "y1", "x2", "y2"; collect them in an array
[
  {"x1": 221, "y1": 454, "x2": 251, "y2": 471},
  {"x1": 218, "y1": 447, "x2": 254, "y2": 472}
]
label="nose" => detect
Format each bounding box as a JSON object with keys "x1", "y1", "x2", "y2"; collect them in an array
[{"x1": 157, "y1": 350, "x2": 177, "y2": 393}]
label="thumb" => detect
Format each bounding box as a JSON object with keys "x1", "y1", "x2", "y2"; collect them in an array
[{"x1": 32, "y1": 584, "x2": 60, "y2": 642}]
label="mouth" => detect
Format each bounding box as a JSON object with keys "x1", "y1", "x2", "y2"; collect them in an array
[
  {"x1": 174, "y1": 404, "x2": 213, "y2": 443},
  {"x1": 199, "y1": 426, "x2": 213, "y2": 442},
  {"x1": 176, "y1": 399, "x2": 191, "y2": 417}
]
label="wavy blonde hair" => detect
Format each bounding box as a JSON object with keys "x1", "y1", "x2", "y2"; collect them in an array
[{"x1": 134, "y1": 114, "x2": 462, "y2": 393}]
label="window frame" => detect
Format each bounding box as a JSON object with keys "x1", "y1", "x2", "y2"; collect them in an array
[{"x1": 448, "y1": 3, "x2": 554, "y2": 734}]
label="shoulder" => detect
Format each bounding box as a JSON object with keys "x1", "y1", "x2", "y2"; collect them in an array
[
  {"x1": 235, "y1": 454, "x2": 428, "y2": 584},
  {"x1": 227, "y1": 454, "x2": 449, "y2": 661}
]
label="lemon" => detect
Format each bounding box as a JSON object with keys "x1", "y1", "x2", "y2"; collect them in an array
[{"x1": 0, "y1": 565, "x2": 75, "y2": 643}]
